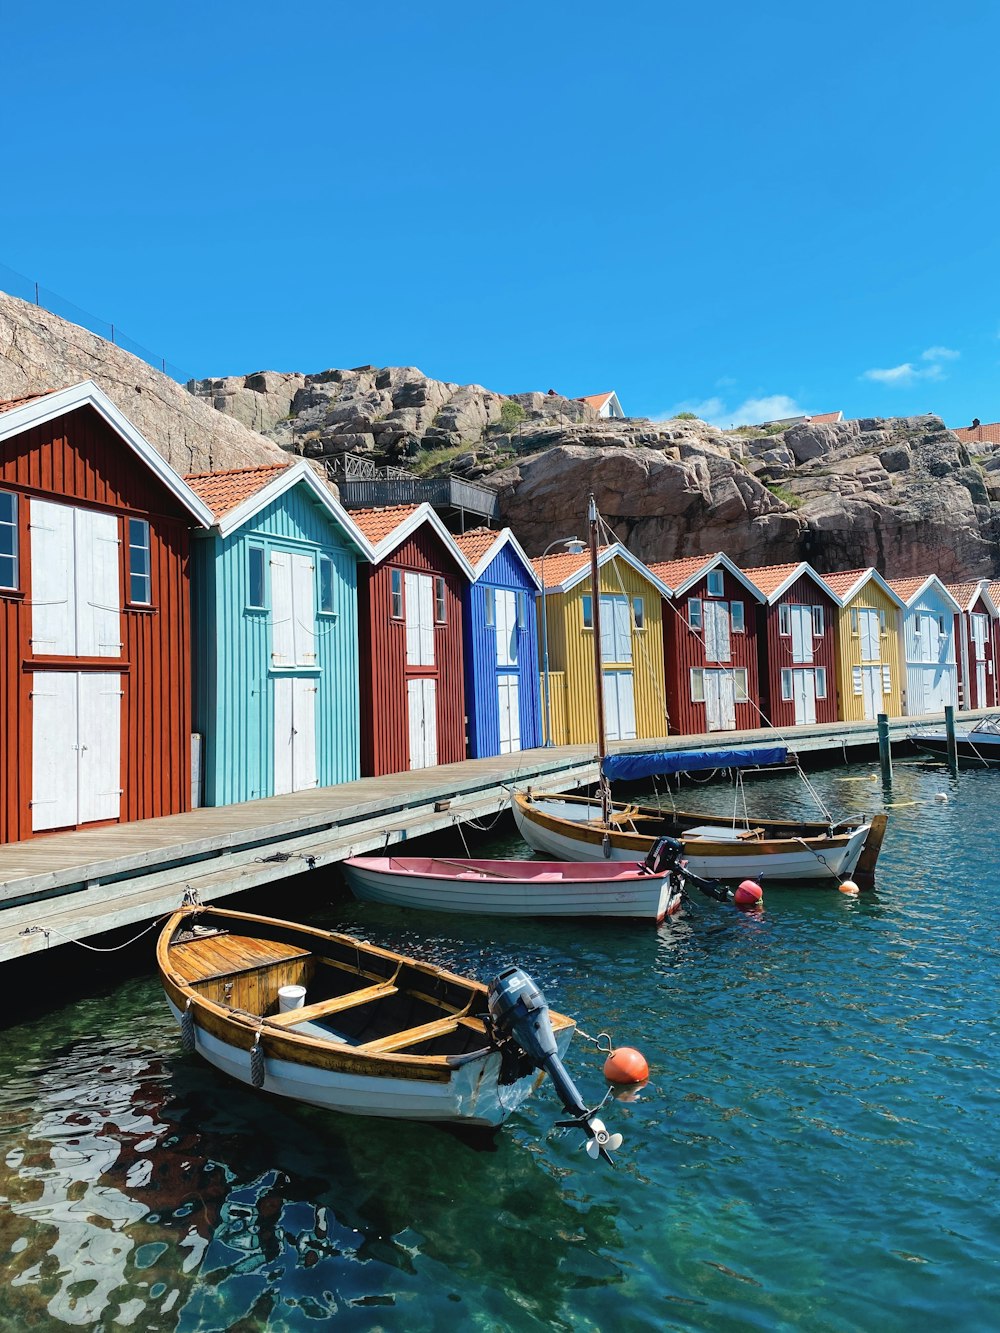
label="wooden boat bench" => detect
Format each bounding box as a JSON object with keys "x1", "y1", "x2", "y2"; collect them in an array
[
  {"x1": 265, "y1": 981, "x2": 399, "y2": 1028},
  {"x1": 354, "y1": 1014, "x2": 467, "y2": 1054}
]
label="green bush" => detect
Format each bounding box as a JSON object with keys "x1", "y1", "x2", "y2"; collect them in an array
[
  {"x1": 765, "y1": 482, "x2": 803, "y2": 509},
  {"x1": 500, "y1": 399, "x2": 527, "y2": 430},
  {"x1": 673, "y1": 411, "x2": 698, "y2": 420}
]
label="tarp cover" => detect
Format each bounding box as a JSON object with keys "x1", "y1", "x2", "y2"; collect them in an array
[{"x1": 601, "y1": 746, "x2": 788, "y2": 782}]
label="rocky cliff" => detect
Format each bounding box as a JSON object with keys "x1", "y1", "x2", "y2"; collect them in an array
[
  {"x1": 0, "y1": 293, "x2": 285, "y2": 473},
  {"x1": 191, "y1": 364, "x2": 1000, "y2": 578}
]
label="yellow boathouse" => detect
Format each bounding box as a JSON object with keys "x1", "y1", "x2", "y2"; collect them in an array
[
  {"x1": 824, "y1": 568, "x2": 906, "y2": 721},
  {"x1": 533, "y1": 543, "x2": 670, "y2": 746}
]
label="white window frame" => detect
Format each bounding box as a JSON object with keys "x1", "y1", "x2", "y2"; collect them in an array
[
  {"x1": 318, "y1": 553, "x2": 336, "y2": 615},
  {"x1": 690, "y1": 667, "x2": 705, "y2": 702},
  {"x1": 850, "y1": 607, "x2": 859, "y2": 635},
  {"x1": 248, "y1": 544, "x2": 266, "y2": 610},
  {"x1": 815, "y1": 667, "x2": 827, "y2": 699},
  {"x1": 778, "y1": 603, "x2": 791, "y2": 636},
  {"x1": 811, "y1": 605, "x2": 824, "y2": 636},
  {"x1": 582, "y1": 595, "x2": 593, "y2": 629},
  {"x1": 707, "y1": 569, "x2": 724, "y2": 597},
  {"x1": 687, "y1": 597, "x2": 702, "y2": 630},
  {"x1": 517, "y1": 591, "x2": 527, "y2": 629},
  {"x1": 486, "y1": 588, "x2": 495, "y2": 627},
  {"x1": 434, "y1": 576, "x2": 447, "y2": 624},
  {"x1": 632, "y1": 596, "x2": 644, "y2": 630},
  {"x1": 780, "y1": 668, "x2": 793, "y2": 701},
  {"x1": 0, "y1": 490, "x2": 18, "y2": 590},
  {"x1": 733, "y1": 668, "x2": 749, "y2": 702},
  {"x1": 879, "y1": 608, "x2": 887, "y2": 634},
  {"x1": 390, "y1": 568, "x2": 403, "y2": 619},
  {"x1": 731, "y1": 600, "x2": 745, "y2": 633},
  {"x1": 127, "y1": 517, "x2": 152, "y2": 606}
]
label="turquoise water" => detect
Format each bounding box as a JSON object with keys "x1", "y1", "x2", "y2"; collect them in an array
[{"x1": 0, "y1": 760, "x2": 998, "y2": 1331}]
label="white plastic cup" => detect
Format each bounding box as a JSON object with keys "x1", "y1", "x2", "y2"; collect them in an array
[{"x1": 278, "y1": 984, "x2": 307, "y2": 1013}]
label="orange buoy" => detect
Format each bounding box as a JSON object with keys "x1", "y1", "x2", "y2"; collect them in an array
[
  {"x1": 603, "y1": 1046, "x2": 649, "y2": 1085},
  {"x1": 838, "y1": 879, "x2": 860, "y2": 895},
  {"x1": 734, "y1": 879, "x2": 763, "y2": 908}
]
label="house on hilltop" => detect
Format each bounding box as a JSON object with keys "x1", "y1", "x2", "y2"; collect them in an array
[{"x1": 576, "y1": 391, "x2": 626, "y2": 420}]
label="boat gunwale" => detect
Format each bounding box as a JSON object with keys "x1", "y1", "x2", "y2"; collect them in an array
[{"x1": 344, "y1": 855, "x2": 670, "y2": 885}]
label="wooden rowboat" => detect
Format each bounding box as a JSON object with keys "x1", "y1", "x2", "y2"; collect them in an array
[
  {"x1": 157, "y1": 905, "x2": 576, "y2": 1128},
  {"x1": 513, "y1": 790, "x2": 888, "y2": 883},
  {"x1": 342, "y1": 854, "x2": 683, "y2": 922}
]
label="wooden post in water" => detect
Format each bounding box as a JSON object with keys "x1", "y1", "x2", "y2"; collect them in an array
[
  {"x1": 877, "y1": 712, "x2": 892, "y2": 784},
  {"x1": 944, "y1": 704, "x2": 959, "y2": 777}
]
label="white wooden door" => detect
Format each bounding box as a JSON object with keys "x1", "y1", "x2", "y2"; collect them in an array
[
  {"x1": 31, "y1": 672, "x2": 78, "y2": 831},
  {"x1": 859, "y1": 609, "x2": 880, "y2": 661},
  {"x1": 496, "y1": 590, "x2": 517, "y2": 667},
  {"x1": 861, "y1": 665, "x2": 881, "y2": 719},
  {"x1": 407, "y1": 677, "x2": 437, "y2": 770},
  {"x1": 273, "y1": 676, "x2": 318, "y2": 795},
  {"x1": 704, "y1": 602, "x2": 731, "y2": 663},
  {"x1": 77, "y1": 673, "x2": 122, "y2": 823},
  {"x1": 273, "y1": 675, "x2": 294, "y2": 795},
  {"x1": 30, "y1": 500, "x2": 121, "y2": 658},
  {"x1": 606, "y1": 670, "x2": 637, "y2": 740},
  {"x1": 76, "y1": 509, "x2": 121, "y2": 657},
  {"x1": 704, "y1": 670, "x2": 736, "y2": 731},
  {"x1": 976, "y1": 662, "x2": 987, "y2": 708},
  {"x1": 290, "y1": 553, "x2": 317, "y2": 667},
  {"x1": 271, "y1": 551, "x2": 295, "y2": 668},
  {"x1": 498, "y1": 673, "x2": 521, "y2": 753},
  {"x1": 792, "y1": 668, "x2": 816, "y2": 725},
  {"x1": 922, "y1": 666, "x2": 950, "y2": 713},
  {"x1": 31, "y1": 671, "x2": 121, "y2": 831},
  {"x1": 790, "y1": 605, "x2": 813, "y2": 664},
  {"x1": 405, "y1": 573, "x2": 435, "y2": 667}
]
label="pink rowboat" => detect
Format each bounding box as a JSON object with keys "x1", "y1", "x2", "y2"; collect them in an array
[{"x1": 341, "y1": 855, "x2": 682, "y2": 923}]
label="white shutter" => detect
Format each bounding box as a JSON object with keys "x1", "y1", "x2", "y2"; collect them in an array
[
  {"x1": 407, "y1": 678, "x2": 423, "y2": 769},
  {"x1": 860, "y1": 609, "x2": 879, "y2": 661},
  {"x1": 603, "y1": 671, "x2": 621, "y2": 739},
  {"x1": 424, "y1": 678, "x2": 438, "y2": 767},
  {"x1": 703, "y1": 603, "x2": 718, "y2": 662},
  {"x1": 704, "y1": 671, "x2": 721, "y2": 729},
  {"x1": 404, "y1": 572, "x2": 421, "y2": 665},
  {"x1": 291, "y1": 553, "x2": 316, "y2": 666},
  {"x1": 418, "y1": 574, "x2": 435, "y2": 666},
  {"x1": 75, "y1": 509, "x2": 121, "y2": 658},
  {"x1": 77, "y1": 673, "x2": 122, "y2": 822},
  {"x1": 717, "y1": 603, "x2": 732, "y2": 662},
  {"x1": 31, "y1": 672, "x2": 79, "y2": 830},
  {"x1": 497, "y1": 590, "x2": 517, "y2": 667},
  {"x1": 270, "y1": 551, "x2": 295, "y2": 667},
  {"x1": 617, "y1": 672, "x2": 637, "y2": 740},
  {"x1": 882, "y1": 664, "x2": 892, "y2": 695},
  {"x1": 30, "y1": 499, "x2": 75, "y2": 655},
  {"x1": 853, "y1": 666, "x2": 863, "y2": 695},
  {"x1": 292, "y1": 677, "x2": 318, "y2": 790},
  {"x1": 613, "y1": 598, "x2": 632, "y2": 663},
  {"x1": 719, "y1": 672, "x2": 736, "y2": 729},
  {"x1": 273, "y1": 676, "x2": 293, "y2": 795},
  {"x1": 599, "y1": 595, "x2": 615, "y2": 663},
  {"x1": 790, "y1": 605, "x2": 812, "y2": 664}
]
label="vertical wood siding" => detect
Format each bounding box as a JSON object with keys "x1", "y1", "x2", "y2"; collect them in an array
[
  {"x1": 359, "y1": 526, "x2": 466, "y2": 776},
  {"x1": 539, "y1": 558, "x2": 668, "y2": 746},
  {"x1": 760, "y1": 576, "x2": 838, "y2": 729},
  {"x1": 0, "y1": 405, "x2": 193, "y2": 842},
  {"x1": 192, "y1": 486, "x2": 361, "y2": 806},
  {"x1": 663, "y1": 568, "x2": 760, "y2": 735},
  {"x1": 955, "y1": 594, "x2": 999, "y2": 710},
  {"x1": 833, "y1": 585, "x2": 904, "y2": 720},
  {"x1": 900, "y1": 589, "x2": 958, "y2": 716},
  {"x1": 463, "y1": 542, "x2": 542, "y2": 758}
]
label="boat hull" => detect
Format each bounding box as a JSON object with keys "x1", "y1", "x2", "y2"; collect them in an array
[
  {"x1": 513, "y1": 794, "x2": 873, "y2": 882},
  {"x1": 342, "y1": 856, "x2": 677, "y2": 922}
]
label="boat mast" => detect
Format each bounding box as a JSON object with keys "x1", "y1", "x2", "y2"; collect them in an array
[{"x1": 587, "y1": 494, "x2": 612, "y2": 827}]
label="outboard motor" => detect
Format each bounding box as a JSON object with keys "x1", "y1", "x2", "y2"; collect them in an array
[
  {"x1": 638, "y1": 835, "x2": 684, "y2": 876},
  {"x1": 487, "y1": 966, "x2": 622, "y2": 1164}
]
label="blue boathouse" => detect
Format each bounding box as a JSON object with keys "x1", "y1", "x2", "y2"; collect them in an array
[
  {"x1": 454, "y1": 527, "x2": 543, "y2": 756},
  {"x1": 186, "y1": 461, "x2": 374, "y2": 805}
]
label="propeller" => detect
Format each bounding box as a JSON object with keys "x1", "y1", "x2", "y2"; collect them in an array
[{"x1": 555, "y1": 1104, "x2": 625, "y2": 1165}]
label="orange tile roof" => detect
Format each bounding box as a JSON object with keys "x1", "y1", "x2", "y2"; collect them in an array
[
  {"x1": 647, "y1": 554, "x2": 722, "y2": 591},
  {"x1": 989, "y1": 581, "x2": 1000, "y2": 607},
  {"x1": 739, "y1": 562, "x2": 805, "y2": 596},
  {"x1": 453, "y1": 527, "x2": 500, "y2": 565},
  {"x1": 0, "y1": 388, "x2": 59, "y2": 414},
  {"x1": 184, "y1": 463, "x2": 291, "y2": 518},
  {"x1": 820, "y1": 568, "x2": 872, "y2": 598},
  {"x1": 347, "y1": 503, "x2": 423, "y2": 545},
  {"x1": 577, "y1": 392, "x2": 614, "y2": 412},
  {"x1": 532, "y1": 544, "x2": 616, "y2": 589},
  {"x1": 946, "y1": 581, "x2": 987, "y2": 610},
  {"x1": 887, "y1": 577, "x2": 931, "y2": 603},
  {"x1": 952, "y1": 421, "x2": 1000, "y2": 446},
  {"x1": 807, "y1": 411, "x2": 843, "y2": 425}
]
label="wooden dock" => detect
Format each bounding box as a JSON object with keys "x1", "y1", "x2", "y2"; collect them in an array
[{"x1": 0, "y1": 711, "x2": 974, "y2": 962}]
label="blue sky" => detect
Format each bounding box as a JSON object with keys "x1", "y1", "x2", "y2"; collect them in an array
[{"x1": 5, "y1": 0, "x2": 1000, "y2": 426}]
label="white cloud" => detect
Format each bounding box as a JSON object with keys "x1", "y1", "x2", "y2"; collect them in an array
[
  {"x1": 658, "y1": 393, "x2": 804, "y2": 428},
  {"x1": 921, "y1": 346, "x2": 959, "y2": 361},
  {"x1": 862, "y1": 361, "x2": 945, "y2": 387}
]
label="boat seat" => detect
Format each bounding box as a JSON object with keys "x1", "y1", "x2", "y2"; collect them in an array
[
  {"x1": 354, "y1": 1015, "x2": 463, "y2": 1054},
  {"x1": 736, "y1": 828, "x2": 765, "y2": 841},
  {"x1": 265, "y1": 982, "x2": 398, "y2": 1028}
]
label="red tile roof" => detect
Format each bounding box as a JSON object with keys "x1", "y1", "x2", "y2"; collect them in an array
[
  {"x1": 739, "y1": 562, "x2": 805, "y2": 597},
  {"x1": 184, "y1": 463, "x2": 291, "y2": 518},
  {"x1": 820, "y1": 568, "x2": 872, "y2": 598},
  {"x1": 348, "y1": 503, "x2": 423, "y2": 544},
  {"x1": 807, "y1": 411, "x2": 843, "y2": 425},
  {"x1": 0, "y1": 388, "x2": 59, "y2": 414},
  {"x1": 887, "y1": 577, "x2": 931, "y2": 603},
  {"x1": 453, "y1": 527, "x2": 500, "y2": 565},
  {"x1": 946, "y1": 581, "x2": 987, "y2": 610},
  {"x1": 989, "y1": 581, "x2": 1000, "y2": 608},
  {"x1": 647, "y1": 555, "x2": 722, "y2": 591},
  {"x1": 577, "y1": 392, "x2": 615, "y2": 413},
  {"x1": 532, "y1": 544, "x2": 615, "y2": 589},
  {"x1": 952, "y1": 421, "x2": 1000, "y2": 446}
]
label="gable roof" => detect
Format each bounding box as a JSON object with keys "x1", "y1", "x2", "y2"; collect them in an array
[
  {"x1": 887, "y1": 574, "x2": 962, "y2": 614},
  {"x1": 740, "y1": 561, "x2": 838, "y2": 605},
  {"x1": 185, "y1": 459, "x2": 375, "y2": 553},
  {"x1": 452, "y1": 526, "x2": 542, "y2": 589},
  {"x1": 647, "y1": 551, "x2": 764, "y2": 600},
  {"x1": 952, "y1": 421, "x2": 1000, "y2": 446},
  {"x1": 578, "y1": 392, "x2": 617, "y2": 413},
  {"x1": 0, "y1": 379, "x2": 213, "y2": 526},
  {"x1": 946, "y1": 579, "x2": 999, "y2": 616},
  {"x1": 532, "y1": 542, "x2": 672, "y2": 599},
  {"x1": 821, "y1": 567, "x2": 906, "y2": 609},
  {"x1": 0, "y1": 389, "x2": 60, "y2": 414},
  {"x1": 347, "y1": 502, "x2": 475, "y2": 576}
]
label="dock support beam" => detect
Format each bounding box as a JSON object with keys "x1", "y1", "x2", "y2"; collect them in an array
[
  {"x1": 944, "y1": 704, "x2": 959, "y2": 777},
  {"x1": 877, "y1": 712, "x2": 892, "y2": 785}
]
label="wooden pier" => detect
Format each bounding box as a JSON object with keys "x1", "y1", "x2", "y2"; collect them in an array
[{"x1": 0, "y1": 711, "x2": 978, "y2": 963}]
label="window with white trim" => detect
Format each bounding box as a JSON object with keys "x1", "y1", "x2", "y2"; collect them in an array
[
  {"x1": 780, "y1": 668, "x2": 793, "y2": 701},
  {"x1": 248, "y1": 545, "x2": 266, "y2": 609},
  {"x1": 128, "y1": 518, "x2": 151, "y2": 605},
  {"x1": 390, "y1": 568, "x2": 403, "y2": 619},
  {"x1": 517, "y1": 592, "x2": 527, "y2": 628},
  {"x1": 582, "y1": 595, "x2": 593, "y2": 628},
  {"x1": 778, "y1": 603, "x2": 791, "y2": 636},
  {"x1": 734, "y1": 668, "x2": 749, "y2": 702},
  {"x1": 690, "y1": 668, "x2": 705, "y2": 702},
  {"x1": 850, "y1": 607, "x2": 859, "y2": 635},
  {"x1": 486, "y1": 588, "x2": 495, "y2": 627},
  {"x1": 811, "y1": 605, "x2": 824, "y2": 636},
  {"x1": 318, "y1": 553, "x2": 336, "y2": 614},
  {"x1": 0, "y1": 491, "x2": 17, "y2": 590},
  {"x1": 731, "y1": 600, "x2": 745, "y2": 633},
  {"x1": 434, "y1": 576, "x2": 447, "y2": 624},
  {"x1": 707, "y1": 569, "x2": 724, "y2": 597},
  {"x1": 879, "y1": 609, "x2": 887, "y2": 634},
  {"x1": 816, "y1": 667, "x2": 827, "y2": 699},
  {"x1": 633, "y1": 597, "x2": 644, "y2": 630},
  {"x1": 687, "y1": 597, "x2": 702, "y2": 630}
]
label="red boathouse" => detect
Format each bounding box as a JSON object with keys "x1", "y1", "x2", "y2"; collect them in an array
[
  {"x1": 0, "y1": 382, "x2": 212, "y2": 843},
  {"x1": 351, "y1": 503, "x2": 474, "y2": 775},
  {"x1": 649, "y1": 552, "x2": 764, "y2": 735},
  {"x1": 947, "y1": 580, "x2": 999, "y2": 710},
  {"x1": 741, "y1": 562, "x2": 839, "y2": 728}
]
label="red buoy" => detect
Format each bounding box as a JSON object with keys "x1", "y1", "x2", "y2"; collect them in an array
[
  {"x1": 603, "y1": 1046, "x2": 649, "y2": 1085},
  {"x1": 734, "y1": 879, "x2": 763, "y2": 908}
]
